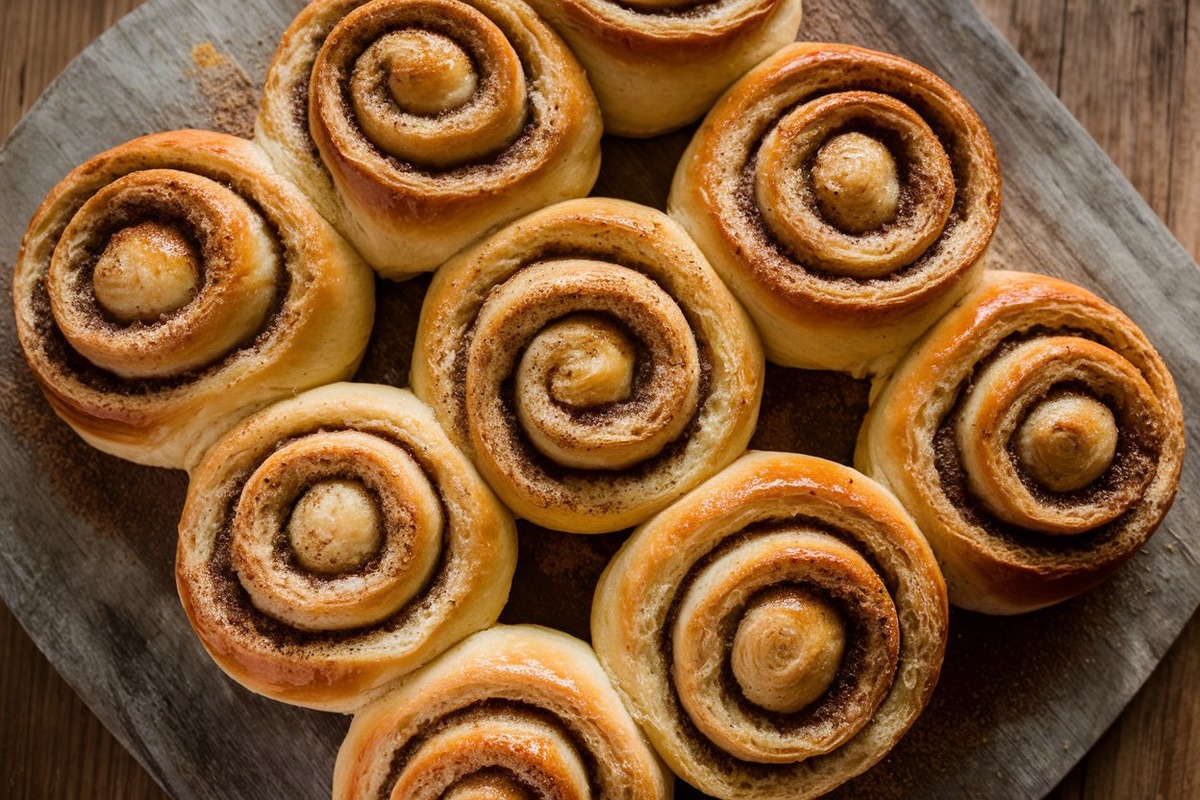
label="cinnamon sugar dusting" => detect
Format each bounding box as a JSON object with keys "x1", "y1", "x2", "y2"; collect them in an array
[
  {"x1": 499, "y1": 521, "x2": 629, "y2": 641},
  {"x1": 190, "y1": 42, "x2": 258, "y2": 138},
  {"x1": 0, "y1": 354, "x2": 186, "y2": 555},
  {"x1": 750, "y1": 363, "x2": 870, "y2": 465}
]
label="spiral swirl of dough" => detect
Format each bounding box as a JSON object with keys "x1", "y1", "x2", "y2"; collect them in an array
[
  {"x1": 333, "y1": 625, "x2": 671, "y2": 799},
  {"x1": 591, "y1": 451, "x2": 948, "y2": 800},
  {"x1": 411, "y1": 197, "x2": 764, "y2": 534},
  {"x1": 522, "y1": 0, "x2": 803, "y2": 136},
  {"x1": 256, "y1": 0, "x2": 602, "y2": 279},
  {"x1": 175, "y1": 383, "x2": 517, "y2": 712},
  {"x1": 12, "y1": 131, "x2": 375, "y2": 470},
  {"x1": 856, "y1": 270, "x2": 1186, "y2": 614},
  {"x1": 669, "y1": 43, "x2": 1001, "y2": 376}
]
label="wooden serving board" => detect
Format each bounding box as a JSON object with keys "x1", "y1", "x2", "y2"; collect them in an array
[{"x1": 1, "y1": 0, "x2": 1198, "y2": 798}]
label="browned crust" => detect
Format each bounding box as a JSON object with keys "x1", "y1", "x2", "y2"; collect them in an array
[
  {"x1": 332, "y1": 625, "x2": 671, "y2": 799},
  {"x1": 12, "y1": 130, "x2": 375, "y2": 471},
  {"x1": 592, "y1": 450, "x2": 949, "y2": 799},
  {"x1": 668, "y1": 42, "x2": 1001, "y2": 373},
  {"x1": 257, "y1": 0, "x2": 602, "y2": 276},
  {"x1": 174, "y1": 383, "x2": 518, "y2": 712},
  {"x1": 410, "y1": 197, "x2": 765, "y2": 534},
  {"x1": 857, "y1": 270, "x2": 1186, "y2": 614}
]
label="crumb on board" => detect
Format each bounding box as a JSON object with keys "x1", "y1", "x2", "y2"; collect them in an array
[{"x1": 191, "y1": 41, "x2": 225, "y2": 69}]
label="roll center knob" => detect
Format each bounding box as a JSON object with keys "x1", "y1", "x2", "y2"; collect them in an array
[
  {"x1": 1016, "y1": 395, "x2": 1119, "y2": 493},
  {"x1": 732, "y1": 588, "x2": 846, "y2": 714},
  {"x1": 287, "y1": 479, "x2": 382, "y2": 574},
  {"x1": 538, "y1": 316, "x2": 636, "y2": 409},
  {"x1": 441, "y1": 772, "x2": 534, "y2": 800},
  {"x1": 382, "y1": 29, "x2": 478, "y2": 116},
  {"x1": 92, "y1": 222, "x2": 201, "y2": 324},
  {"x1": 810, "y1": 131, "x2": 901, "y2": 234}
]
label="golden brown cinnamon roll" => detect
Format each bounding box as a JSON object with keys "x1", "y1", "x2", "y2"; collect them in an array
[
  {"x1": 669, "y1": 43, "x2": 1002, "y2": 376},
  {"x1": 175, "y1": 383, "x2": 517, "y2": 712},
  {"x1": 410, "y1": 197, "x2": 765, "y2": 534},
  {"x1": 334, "y1": 625, "x2": 671, "y2": 799},
  {"x1": 256, "y1": 0, "x2": 602, "y2": 279},
  {"x1": 522, "y1": 0, "x2": 803, "y2": 137},
  {"x1": 592, "y1": 451, "x2": 948, "y2": 800},
  {"x1": 856, "y1": 270, "x2": 1186, "y2": 614},
  {"x1": 12, "y1": 131, "x2": 375, "y2": 471}
]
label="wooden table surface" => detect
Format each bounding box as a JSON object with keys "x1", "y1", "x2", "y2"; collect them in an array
[{"x1": 1, "y1": 0, "x2": 1197, "y2": 798}]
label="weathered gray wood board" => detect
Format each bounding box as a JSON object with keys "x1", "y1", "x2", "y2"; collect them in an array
[{"x1": 0, "y1": 0, "x2": 1197, "y2": 798}]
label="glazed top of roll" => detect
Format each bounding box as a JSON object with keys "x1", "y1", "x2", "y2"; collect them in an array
[
  {"x1": 257, "y1": 0, "x2": 602, "y2": 278},
  {"x1": 523, "y1": 0, "x2": 804, "y2": 136},
  {"x1": 592, "y1": 450, "x2": 948, "y2": 800},
  {"x1": 334, "y1": 624, "x2": 671, "y2": 799},
  {"x1": 176, "y1": 383, "x2": 517, "y2": 712},
  {"x1": 411, "y1": 196, "x2": 765, "y2": 534},
  {"x1": 856, "y1": 270, "x2": 1186, "y2": 614},
  {"x1": 669, "y1": 42, "x2": 1001, "y2": 375},
  {"x1": 12, "y1": 130, "x2": 375, "y2": 471}
]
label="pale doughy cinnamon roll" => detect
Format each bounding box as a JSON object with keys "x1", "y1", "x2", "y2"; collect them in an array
[
  {"x1": 669, "y1": 43, "x2": 1001, "y2": 376},
  {"x1": 410, "y1": 197, "x2": 765, "y2": 534},
  {"x1": 522, "y1": 0, "x2": 803, "y2": 137},
  {"x1": 175, "y1": 383, "x2": 516, "y2": 712},
  {"x1": 12, "y1": 131, "x2": 375, "y2": 471},
  {"x1": 334, "y1": 625, "x2": 671, "y2": 799},
  {"x1": 257, "y1": 0, "x2": 602, "y2": 279},
  {"x1": 856, "y1": 270, "x2": 1186, "y2": 614},
  {"x1": 592, "y1": 451, "x2": 948, "y2": 800}
]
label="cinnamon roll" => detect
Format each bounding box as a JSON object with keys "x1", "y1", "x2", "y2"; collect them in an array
[
  {"x1": 333, "y1": 625, "x2": 671, "y2": 799},
  {"x1": 856, "y1": 270, "x2": 1186, "y2": 614},
  {"x1": 410, "y1": 197, "x2": 765, "y2": 534},
  {"x1": 256, "y1": 0, "x2": 603, "y2": 279},
  {"x1": 175, "y1": 383, "x2": 517, "y2": 712},
  {"x1": 12, "y1": 131, "x2": 375, "y2": 471},
  {"x1": 591, "y1": 451, "x2": 948, "y2": 800},
  {"x1": 669, "y1": 43, "x2": 1002, "y2": 376},
  {"x1": 522, "y1": 0, "x2": 804, "y2": 137}
]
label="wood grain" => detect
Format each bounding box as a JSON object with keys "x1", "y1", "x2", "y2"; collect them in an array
[
  {"x1": 976, "y1": 2, "x2": 1200, "y2": 798},
  {"x1": 0, "y1": 1, "x2": 1197, "y2": 799}
]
